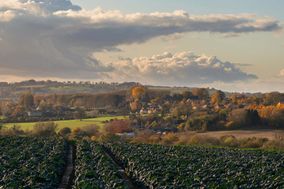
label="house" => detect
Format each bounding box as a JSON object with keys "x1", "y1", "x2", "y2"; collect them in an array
[
  {"x1": 116, "y1": 132, "x2": 135, "y2": 137},
  {"x1": 202, "y1": 104, "x2": 208, "y2": 109},
  {"x1": 139, "y1": 103, "x2": 162, "y2": 115},
  {"x1": 87, "y1": 108, "x2": 108, "y2": 115},
  {"x1": 140, "y1": 108, "x2": 148, "y2": 115},
  {"x1": 27, "y1": 111, "x2": 42, "y2": 117}
]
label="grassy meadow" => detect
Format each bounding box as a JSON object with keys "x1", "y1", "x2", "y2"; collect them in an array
[{"x1": 3, "y1": 116, "x2": 128, "y2": 131}]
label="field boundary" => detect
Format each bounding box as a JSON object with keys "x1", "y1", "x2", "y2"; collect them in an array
[
  {"x1": 102, "y1": 145, "x2": 146, "y2": 189},
  {"x1": 58, "y1": 144, "x2": 75, "y2": 189}
]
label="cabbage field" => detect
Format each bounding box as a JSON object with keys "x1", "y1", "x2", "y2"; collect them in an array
[
  {"x1": 73, "y1": 140, "x2": 129, "y2": 189},
  {"x1": 106, "y1": 142, "x2": 284, "y2": 189},
  {"x1": 1, "y1": 137, "x2": 284, "y2": 189},
  {"x1": 0, "y1": 137, "x2": 67, "y2": 188}
]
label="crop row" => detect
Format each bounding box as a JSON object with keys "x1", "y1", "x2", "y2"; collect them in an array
[
  {"x1": 0, "y1": 136, "x2": 67, "y2": 189},
  {"x1": 106, "y1": 142, "x2": 284, "y2": 189},
  {"x1": 2, "y1": 137, "x2": 284, "y2": 189},
  {"x1": 73, "y1": 140, "x2": 129, "y2": 189}
]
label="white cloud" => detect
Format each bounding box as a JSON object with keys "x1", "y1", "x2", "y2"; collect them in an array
[
  {"x1": 109, "y1": 51, "x2": 257, "y2": 85},
  {"x1": 0, "y1": 0, "x2": 80, "y2": 14},
  {"x1": 0, "y1": 1, "x2": 24, "y2": 10},
  {"x1": 0, "y1": 10, "x2": 16, "y2": 22},
  {"x1": 0, "y1": 0, "x2": 43, "y2": 16},
  {"x1": 54, "y1": 8, "x2": 280, "y2": 33},
  {"x1": 0, "y1": 0, "x2": 280, "y2": 82}
]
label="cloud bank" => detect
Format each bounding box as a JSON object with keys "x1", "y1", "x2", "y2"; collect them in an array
[
  {"x1": 0, "y1": 0, "x2": 279, "y2": 84},
  {"x1": 110, "y1": 51, "x2": 257, "y2": 85}
]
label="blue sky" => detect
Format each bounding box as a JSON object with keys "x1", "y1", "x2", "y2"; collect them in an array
[
  {"x1": 72, "y1": 0, "x2": 284, "y2": 92},
  {"x1": 0, "y1": 0, "x2": 283, "y2": 92},
  {"x1": 73, "y1": 0, "x2": 284, "y2": 19}
]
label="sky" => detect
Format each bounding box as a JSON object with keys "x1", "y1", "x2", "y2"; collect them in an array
[{"x1": 0, "y1": 0, "x2": 283, "y2": 92}]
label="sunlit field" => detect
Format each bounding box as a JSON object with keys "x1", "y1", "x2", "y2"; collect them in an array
[{"x1": 3, "y1": 116, "x2": 128, "y2": 131}]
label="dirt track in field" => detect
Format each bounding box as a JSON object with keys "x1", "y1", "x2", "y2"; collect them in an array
[
  {"x1": 192, "y1": 130, "x2": 284, "y2": 140},
  {"x1": 58, "y1": 144, "x2": 75, "y2": 189},
  {"x1": 102, "y1": 145, "x2": 147, "y2": 189}
]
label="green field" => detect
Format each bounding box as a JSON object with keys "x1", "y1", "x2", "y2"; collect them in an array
[{"x1": 3, "y1": 116, "x2": 128, "y2": 131}]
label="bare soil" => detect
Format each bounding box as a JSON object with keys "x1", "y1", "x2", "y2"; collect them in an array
[
  {"x1": 58, "y1": 144, "x2": 75, "y2": 189},
  {"x1": 191, "y1": 130, "x2": 284, "y2": 140}
]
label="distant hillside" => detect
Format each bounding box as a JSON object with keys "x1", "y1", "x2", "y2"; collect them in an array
[
  {"x1": 0, "y1": 79, "x2": 272, "y2": 101},
  {"x1": 0, "y1": 80, "x2": 140, "y2": 100},
  {"x1": 0, "y1": 80, "x2": 201, "y2": 100}
]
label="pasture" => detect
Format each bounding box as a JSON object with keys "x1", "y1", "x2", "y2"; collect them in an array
[{"x1": 3, "y1": 116, "x2": 128, "y2": 131}]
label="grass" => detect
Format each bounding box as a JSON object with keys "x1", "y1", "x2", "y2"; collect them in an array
[{"x1": 3, "y1": 116, "x2": 128, "y2": 131}]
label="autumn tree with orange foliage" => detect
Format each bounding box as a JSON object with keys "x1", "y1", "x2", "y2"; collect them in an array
[
  {"x1": 104, "y1": 119, "x2": 133, "y2": 134},
  {"x1": 131, "y1": 86, "x2": 146, "y2": 100},
  {"x1": 130, "y1": 86, "x2": 146, "y2": 112},
  {"x1": 211, "y1": 90, "x2": 225, "y2": 105},
  {"x1": 247, "y1": 103, "x2": 284, "y2": 128}
]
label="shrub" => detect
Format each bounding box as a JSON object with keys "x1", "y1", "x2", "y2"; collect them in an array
[
  {"x1": 82, "y1": 124, "x2": 99, "y2": 137},
  {"x1": 131, "y1": 130, "x2": 156, "y2": 144},
  {"x1": 239, "y1": 137, "x2": 268, "y2": 148},
  {"x1": 71, "y1": 125, "x2": 99, "y2": 139},
  {"x1": 104, "y1": 120, "x2": 132, "y2": 134},
  {"x1": 33, "y1": 122, "x2": 57, "y2": 137},
  {"x1": 161, "y1": 133, "x2": 179, "y2": 145},
  {"x1": 220, "y1": 135, "x2": 239, "y2": 147},
  {"x1": 175, "y1": 132, "x2": 195, "y2": 145},
  {"x1": 188, "y1": 135, "x2": 220, "y2": 146},
  {"x1": 148, "y1": 134, "x2": 162, "y2": 144},
  {"x1": 0, "y1": 125, "x2": 25, "y2": 136},
  {"x1": 58, "y1": 127, "x2": 71, "y2": 137},
  {"x1": 262, "y1": 139, "x2": 284, "y2": 149},
  {"x1": 71, "y1": 128, "x2": 84, "y2": 139},
  {"x1": 99, "y1": 133, "x2": 122, "y2": 142}
]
